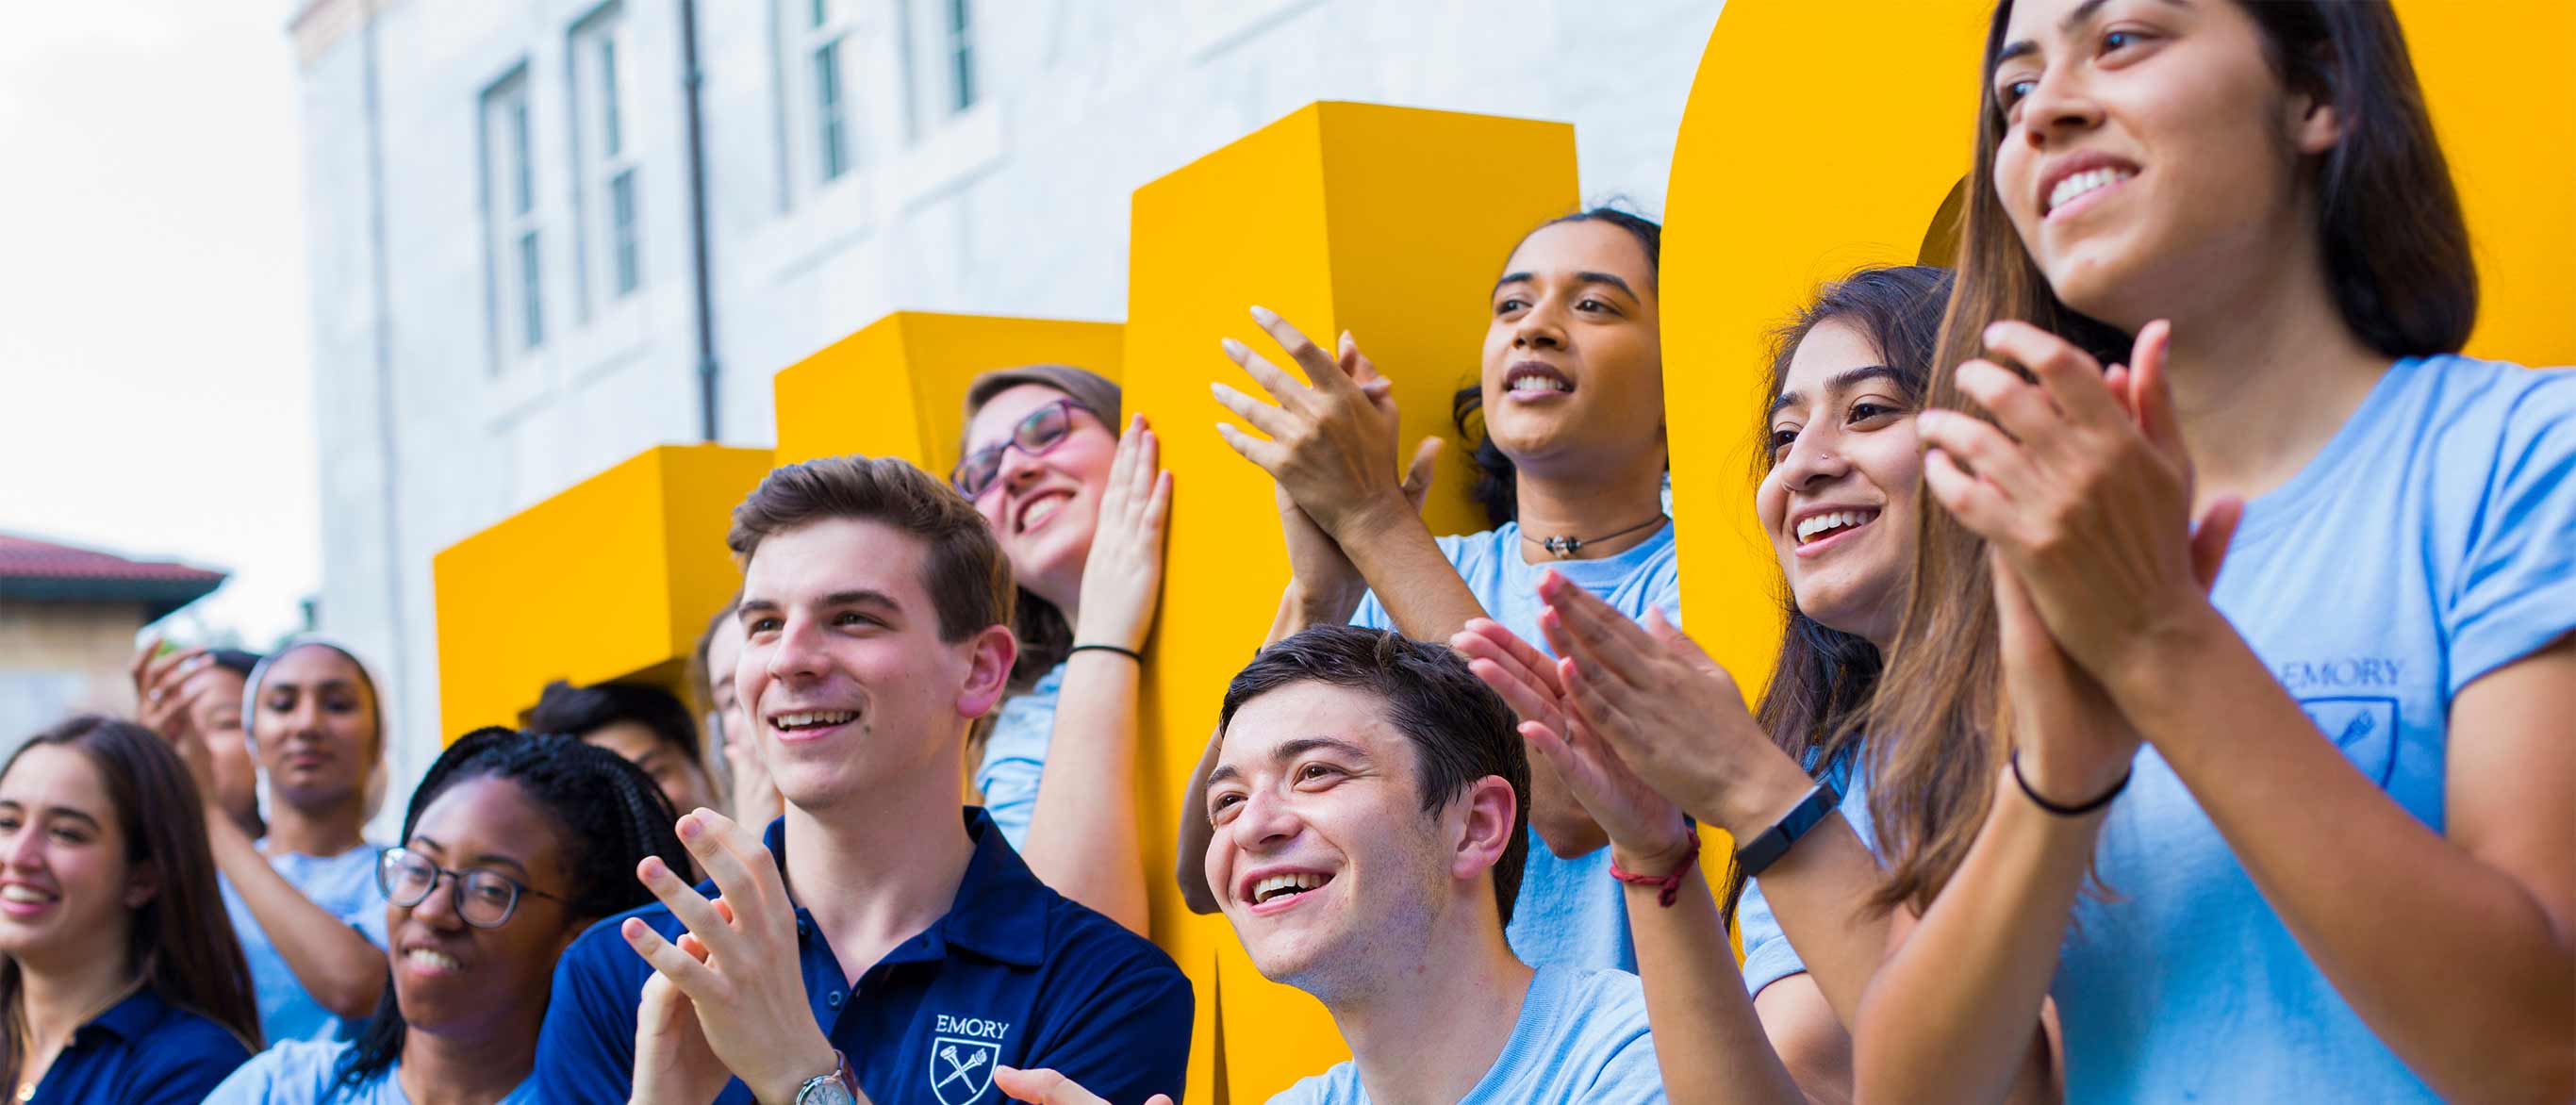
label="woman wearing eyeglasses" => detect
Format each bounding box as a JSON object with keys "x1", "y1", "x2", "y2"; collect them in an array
[
  {"x1": 206, "y1": 729, "x2": 688, "y2": 1104},
  {"x1": 949, "y1": 365, "x2": 1170, "y2": 935}
]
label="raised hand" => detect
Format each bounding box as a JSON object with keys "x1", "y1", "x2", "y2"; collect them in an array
[
  {"x1": 1212, "y1": 306, "x2": 1433, "y2": 540},
  {"x1": 1072, "y1": 414, "x2": 1176, "y2": 653},
  {"x1": 129, "y1": 636, "x2": 207, "y2": 744},
  {"x1": 621, "y1": 809, "x2": 838, "y2": 1105},
  {"x1": 1916, "y1": 321, "x2": 2241, "y2": 685},
  {"x1": 1990, "y1": 549, "x2": 2138, "y2": 806},
  {"x1": 1450, "y1": 618, "x2": 1693, "y2": 875},
  {"x1": 631, "y1": 909, "x2": 733, "y2": 1105},
  {"x1": 991, "y1": 1065, "x2": 1173, "y2": 1105},
  {"x1": 1278, "y1": 435, "x2": 1443, "y2": 626},
  {"x1": 1524, "y1": 574, "x2": 1817, "y2": 840}
]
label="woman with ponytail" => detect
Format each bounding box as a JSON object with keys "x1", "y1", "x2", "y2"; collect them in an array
[{"x1": 208, "y1": 729, "x2": 688, "y2": 1103}]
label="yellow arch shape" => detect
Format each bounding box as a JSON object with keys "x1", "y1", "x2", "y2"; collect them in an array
[{"x1": 1663, "y1": 0, "x2": 2576, "y2": 698}]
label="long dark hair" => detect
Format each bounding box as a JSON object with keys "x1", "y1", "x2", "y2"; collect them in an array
[
  {"x1": 333, "y1": 729, "x2": 685, "y2": 1096},
  {"x1": 1711, "y1": 266, "x2": 1953, "y2": 919},
  {"x1": 1452, "y1": 207, "x2": 1664, "y2": 528},
  {"x1": 1869, "y1": 0, "x2": 2476, "y2": 915},
  {"x1": 0, "y1": 717, "x2": 261, "y2": 1082}
]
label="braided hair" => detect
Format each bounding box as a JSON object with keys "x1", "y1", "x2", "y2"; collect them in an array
[{"x1": 331, "y1": 728, "x2": 685, "y2": 1097}]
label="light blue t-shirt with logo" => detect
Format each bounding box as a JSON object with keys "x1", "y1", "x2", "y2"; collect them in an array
[
  {"x1": 1268, "y1": 965, "x2": 1665, "y2": 1104},
  {"x1": 205, "y1": 1039, "x2": 541, "y2": 1104},
  {"x1": 976, "y1": 662, "x2": 1068, "y2": 853},
  {"x1": 221, "y1": 842, "x2": 389, "y2": 1046},
  {"x1": 1352, "y1": 520, "x2": 1681, "y2": 975},
  {"x1": 2050, "y1": 355, "x2": 2576, "y2": 1102}
]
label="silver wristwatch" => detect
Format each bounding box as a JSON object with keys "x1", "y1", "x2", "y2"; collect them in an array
[{"x1": 792, "y1": 1050, "x2": 858, "y2": 1105}]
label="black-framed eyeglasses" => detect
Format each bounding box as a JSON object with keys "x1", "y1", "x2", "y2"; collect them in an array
[
  {"x1": 378, "y1": 847, "x2": 571, "y2": 930},
  {"x1": 952, "y1": 397, "x2": 1091, "y2": 499}
]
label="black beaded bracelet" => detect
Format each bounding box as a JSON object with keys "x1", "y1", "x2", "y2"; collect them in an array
[
  {"x1": 1068, "y1": 643, "x2": 1144, "y2": 663},
  {"x1": 2008, "y1": 748, "x2": 2131, "y2": 816}
]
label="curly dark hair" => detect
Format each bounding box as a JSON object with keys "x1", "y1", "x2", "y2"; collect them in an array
[{"x1": 332, "y1": 729, "x2": 686, "y2": 1097}]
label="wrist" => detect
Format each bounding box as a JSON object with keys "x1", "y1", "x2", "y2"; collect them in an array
[
  {"x1": 1707, "y1": 748, "x2": 1815, "y2": 841},
  {"x1": 2097, "y1": 597, "x2": 2227, "y2": 706},
  {"x1": 1325, "y1": 488, "x2": 1416, "y2": 542},
  {"x1": 757, "y1": 1039, "x2": 846, "y2": 1104},
  {"x1": 1285, "y1": 579, "x2": 1362, "y2": 625},
  {"x1": 1610, "y1": 821, "x2": 1696, "y2": 878}
]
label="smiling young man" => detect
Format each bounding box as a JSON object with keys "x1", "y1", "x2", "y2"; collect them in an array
[
  {"x1": 1008, "y1": 626, "x2": 1662, "y2": 1105},
  {"x1": 534, "y1": 455, "x2": 1192, "y2": 1105}
]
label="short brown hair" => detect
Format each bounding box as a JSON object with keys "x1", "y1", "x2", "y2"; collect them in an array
[{"x1": 726, "y1": 455, "x2": 1015, "y2": 643}]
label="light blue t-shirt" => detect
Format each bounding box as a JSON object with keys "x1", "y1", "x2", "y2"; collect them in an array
[
  {"x1": 1269, "y1": 965, "x2": 1665, "y2": 1104},
  {"x1": 2050, "y1": 355, "x2": 2576, "y2": 1102},
  {"x1": 976, "y1": 661, "x2": 1068, "y2": 853},
  {"x1": 1736, "y1": 756, "x2": 1875, "y2": 998},
  {"x1": 205, "y1": 1039, "x2": 541, "y2": 1104},
  {"x1": 222, "y1": 842, "x2": 389, "y2": 1045},
  {"x1": 1352, "y1": 520, "x2": 1681, "y2": 974}
]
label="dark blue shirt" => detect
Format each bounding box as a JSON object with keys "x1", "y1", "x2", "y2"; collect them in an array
[
  {"x1": 24, "y1": 985, "x2": 251, "y2": 1104},
  {"x1": 537, "y1": 808, "x2": 1193, "y2": 1105}
]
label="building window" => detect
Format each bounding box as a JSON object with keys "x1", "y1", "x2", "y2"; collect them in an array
[
  {"x1": 572, "y1": 6, "x2": 641, "y2": 307},
  {"x1": 788, "y1": 0, "x2": 860, "y2": 185},
  {"x1": 483, "y1": 71, "x2": 544, "y2": 355},
  {"x1": 946, "y1": 0, "x2": 973, "y2": 113}
]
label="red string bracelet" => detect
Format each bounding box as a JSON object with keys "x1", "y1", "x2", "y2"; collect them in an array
[{"x1": 1609, "y1": 832, "x2": 1701, "y2": 908}]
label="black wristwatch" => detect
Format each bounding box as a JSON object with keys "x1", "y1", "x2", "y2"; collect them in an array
[{"x1": 1733, "y1": 781, "x2": 1841, "y2": 880}]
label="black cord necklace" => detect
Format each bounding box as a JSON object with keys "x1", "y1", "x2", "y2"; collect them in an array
[{"x1": 1522, "y1": 513, "x2": 1669, "y2": 559}]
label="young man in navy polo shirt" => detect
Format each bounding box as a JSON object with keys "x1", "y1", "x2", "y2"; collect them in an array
[
  {"x1": 997, "y1": 627, "x2": 1662, "y2": 1105},
  {"x1": 536, "y1": 455, "x2": 1192, "y2": 1105}
]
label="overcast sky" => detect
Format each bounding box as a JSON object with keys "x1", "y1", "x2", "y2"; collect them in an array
[{"x1": 0, "y1": 2, "x2": 318, "y2": 648}]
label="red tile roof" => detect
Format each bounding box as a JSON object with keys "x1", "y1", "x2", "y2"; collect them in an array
[{"x1": 0, "y1": 533, "x2": 227, "y2": 585}]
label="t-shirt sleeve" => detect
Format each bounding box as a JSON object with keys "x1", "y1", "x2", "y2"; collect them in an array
[
  {"x1": 976, "y1": 731, "x2": 1047, "y2": 854},
  {"x1": 1733, "y1": 874, "x2": 1809, "y2": 998},
  {"x1": 537, "y1": 923, "x2": 645, "y2": 1105},
  {"x1": 2449, "y1": 371, "x2": 2576, "y2": 695},
  {"x1": 1576, "y1": 985, "x2": 1669, "y2": 1104},
  {"x1": 1025, "y1": 951, "x2": 1196, "y2": 1105}
]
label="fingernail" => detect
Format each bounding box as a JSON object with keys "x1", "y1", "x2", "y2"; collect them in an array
[
  {"x1": 678, "y1": 815, "x2": 700, "y2": 841},
  {"x1": 1221, "y1": 337, "x2": 1248, "y2": 358},
  {"x1": 1983, "y1": 322, "x2": 2007, "y2": 344},
  {"x1": 1249, "y1": 305, "x2": 1279, "y2": 325}
]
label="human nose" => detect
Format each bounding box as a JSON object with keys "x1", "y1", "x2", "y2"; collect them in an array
[
  {"x1": 1226, "y1": 787, "x2": 1304, "y2": 853},
  {"x1": 997, "y1": 444, "x2": 1048, "y2": 495},
  {"x1": 1511, "y1": 297, "x2": 1568, "y2": 351},
  {"x1": 1775, "y1": 424, "x2": 1852, "y2": 492},
  {"x1": 408, "y1": 870, "x2": 467, "y2": 929},
  {"x1": 2019, "y1": 63, "x2": 2103, "y2": 149},
  {"x1": 1, "y1": 825, "x2": 45, "y2": 872},
  {"x1": 766, "y1": 613, "x2": 829, "y2": 684}
]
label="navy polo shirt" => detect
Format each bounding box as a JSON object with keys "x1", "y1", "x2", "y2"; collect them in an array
[
  {"x1": 537, "y1": 808, "x2": 1193, "y2": 1105},
  {"x1": 24, "y1": 985, "x2": 251, "y2": 1104}
]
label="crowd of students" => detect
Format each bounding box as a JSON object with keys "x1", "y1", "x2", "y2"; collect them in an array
[{"x1": 5, "y1": 0, "x2": 2568, "y2": 1101}]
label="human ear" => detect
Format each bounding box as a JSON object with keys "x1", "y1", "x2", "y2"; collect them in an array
[
  {"x1": 1448, "y1": 776, "x2": 1520, "y2": 883},
  {"x1": 2287, "y1": 56, "x2": 2345, "y2": 157},
  {"x1": 954, "y1": 625, "x2": 1018, "y2": 720},
  {"x1": 124, "y1": 861, "x2": 160, "y2": 911}
]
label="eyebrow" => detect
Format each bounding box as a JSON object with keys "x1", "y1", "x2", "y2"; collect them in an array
[
  {"x1": 410, "y1": 835, "x2": 534, "y2": 876},
  {"x1": 1996, "y1": 0, "x2": 2188, "y2": 70},
  {"x1": 1207, "y1": 734, "x2": 1374, "y2": 790},
  {"x1": 1492, "y1": 270, "x2": 1641, "y2": 300},
  {"x1": 1770, "y1": 365, "x2": 1905, "y2": 419}
]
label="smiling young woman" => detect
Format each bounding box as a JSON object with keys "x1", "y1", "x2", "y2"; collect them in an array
[{"x1": 1851, "y1": 2, "x2": 2576, "y2": 1101}]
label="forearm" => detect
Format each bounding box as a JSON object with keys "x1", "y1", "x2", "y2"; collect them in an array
[
  {"x1": 1021, "y1": 653, "x2": 1149, "y2": 934},
  {"x1": 1625, "y1": 861, "x2": 1806, "y2": 1105},
  {"x1": 1728, "y1": 819, "x2": 1890, "y2": 1026},
  {"x1": 1175, "y1": 727, "x2": 1223, "y2": 915},
  {"x1": 2113, "y1": 617, "x2": 2576, "y2": 1099},
  {"x1": 1852, "y1": 773, "x2": 2085, "y2": 1104},
  {"x1": 206, "y1": 816, "x2": 388, "y2": 1018}
]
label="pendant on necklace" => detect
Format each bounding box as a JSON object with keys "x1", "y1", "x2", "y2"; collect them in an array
[{"x1": 1540, "y1": 535, "x2": 1584, "y2": 558}]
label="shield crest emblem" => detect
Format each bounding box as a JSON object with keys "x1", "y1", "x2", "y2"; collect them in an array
[
  {"x1": 930, "y1": 1036, "x2": 1000, "y2": 1105},
  {"x1": 2302, "y1": 696, "x2": 2399, "y2": 785}
]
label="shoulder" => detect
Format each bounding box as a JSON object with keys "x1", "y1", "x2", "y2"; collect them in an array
[
  {"x1": 1037, "y1": 894, "x2": 1191, "y2": 1001},
  {"x1": 1544, "y1": 969, "x2": 1663, "y2": 1098},
  {"x1": 1266, "y1": 1061, "x2": 1363, "y2": 1105},
  {"x1": 204, "y1": 1040, "x2": 352, "y2": 1102},
  {"x1": 122, "y1": 1002, "x2": 256, "y2": 1098},
  {"x1": 2399, "y1": 356, "x2": 2576, "y2": 456},
  {"x1": 554, "y1": 899, "x2": 676, "y2": 993},
  {"x1": 1557, "y1": 966, "x2": 1652, "y2": 1028}
]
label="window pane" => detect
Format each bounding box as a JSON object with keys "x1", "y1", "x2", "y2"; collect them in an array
[
  {"x1": 600, "y1": 35, "x2": 623, "y2": 158},
  {"x1": 510, "y1": 99, "x2": 534, "y2": 215},
  {"x1": 813, "y1": 41, "x2": 846, "y2": 181},
  {"x1": 949, "y1": 0, "x2": 974, "y2": 112},
  {"x1": 611, "y1": 170, "x2": 640, "y2": 295},
  {"x1": 518, "y1": 230, "x2": 544, "y2": 349}
]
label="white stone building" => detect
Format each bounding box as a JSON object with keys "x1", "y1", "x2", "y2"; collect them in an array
[{"x1": 289, "y1": 0, "x2": 1722, "y2": 812}]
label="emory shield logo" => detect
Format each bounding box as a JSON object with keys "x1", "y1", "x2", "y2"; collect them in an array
[
  {"x1": 930, "y1": 1036, "x2": 999, "y2": 1105},
  {"x1": 2302, "y1": 696, "x2": 2399, "y2": 785}
]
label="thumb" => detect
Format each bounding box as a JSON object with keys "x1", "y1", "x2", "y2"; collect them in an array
[
  {"x1": 2129, "y1": 320, "x2": 2185, "y2": 457},
  {"x1": 1403, "y1": 437, "x2": 1444, "y2": 502},
  {"x1": 2188, "y1": 495, "x2": 2244, "y2": 592}
]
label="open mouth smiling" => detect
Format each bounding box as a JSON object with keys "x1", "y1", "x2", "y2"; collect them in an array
[
  {"x1": 2038, "y1": 153, "x2": 2141, "y2": 223},
  {"x1": 1014, "y1": 488, "x2": 1075, "y2": 535},
  {"x1": 1502, "y1": 362, "x2": 1575, "y2": 400},
  {"x1": 1792, "y1": 506, "x2": 1880, "y2": 552},
  {"x1": 1237, "y1": 867, "x2": 1335, "y2": 915}
]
